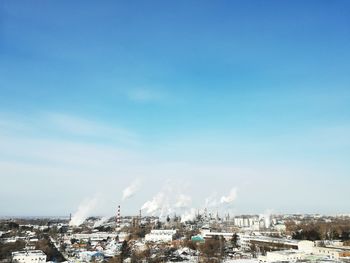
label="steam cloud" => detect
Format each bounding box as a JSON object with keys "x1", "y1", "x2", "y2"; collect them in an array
[
  {"x1": 175, "y1": 194, "x2": 192, "y2": 208},
  {"x1": 204, "y1": 187, "x2": 238, "y2": 209},
  {"x1": 205, "y1": 193, "x2": 219, "y2": 207},
  {"x1": 141, "y1": 192, "x2": 167, "y2": 215},
  {"x1": 142, "y1": 185, "x2": 238, "y2": 222},
  {"x1": 69, "y1": 196, "x2": 98, "y2": 226},
  {"x1": 122, "y1": 179, "x2": 141, "y2": 201},
  {"x1": 93, "y1": 216, "x2": 110, "y2": 228},
  {"x1": 141, "y1": 186, "x2": 191, "y2": 220},
  {"x1": 220, "y1": 188, "x2": 237, "y2": 204},
  {"x1": 181, "y1": 208, "x2": 197, "y2": 222}
]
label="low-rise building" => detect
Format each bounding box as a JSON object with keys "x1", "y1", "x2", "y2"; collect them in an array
[
  {"x1": 259, "y1": 249, "x2": 306, "y2": 262},
  {"x1": 145, "y1": 229, "x2": 177, "y2": 243},
  {"x1": 298, "y1": 240, "x2": 315, "y2": 253},
  {"x1": 12, "y1": 250, "x2": 47, "y2": 263},
  {"x1": 68, "y1": 232, "x2": 119, "y2": 241},
  {"x1": 313, "y1": 246, "x2": 343, "y2": 260},
  {"x1": 79, "y1": 251, "x2": 104, "y2": 262},
  {"x1": 202, "y1": 231, "x2": 236, "y2": 241},
  {"x1": 259, "y1": 240, "x2": 348, "y2": 262},
  {"x1": 238, "y1": 234, "x2": 298, "y2": 251}
]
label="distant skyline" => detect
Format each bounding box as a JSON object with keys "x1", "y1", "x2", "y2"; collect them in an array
[{"x1": 0, "y1": 0, "x2": 349, "y2": 217}]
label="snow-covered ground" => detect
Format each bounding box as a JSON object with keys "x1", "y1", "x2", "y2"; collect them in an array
[
  {"x1": 165, "y1": 258, "x2": 259, "y2": 263},
  {"x1": 224, "y1": 259, "x2": 259, "y2": 263}
]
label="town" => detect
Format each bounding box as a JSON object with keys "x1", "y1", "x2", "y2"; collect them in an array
[
  {"x1": 2, "y1": 1, "x2": 350, "y2": 263},
  {"x1": 1, "y1": 211, "x2": 350, "y2": 263}
]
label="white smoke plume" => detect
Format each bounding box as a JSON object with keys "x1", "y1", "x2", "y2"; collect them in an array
[
  {"x1": 93, "y1": 216, "x2": 110, "y2": 228},
  {"x1": 122, "y1": 179, "x2": 141, "y2": 201},
  {"x1": 175, "y1": 194, "x2": 192, "y2": 208},
  {"x1": 220, "y1": 188, "x2": 237, "y2": 204},
  {"x1": 141, "y1": 184, "x2": 192, "y2": 220},
  {"x1": 202, "y1": 188, "x2": 238, "y2": 218},
  {"x1": 70, "y1": 196, "x2": 98, "y2": 226},
  {"x1": 181, "y1": 208, "x2": 197, "y2": 223},
  {"x1": 205, "y1": 192, "x2": 219, "y2": 208},
  {"x1": 141, "y1": 192, "x2": 166, "y2": 215}
]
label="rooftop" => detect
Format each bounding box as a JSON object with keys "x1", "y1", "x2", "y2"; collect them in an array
[{"x1": 12, "y1": 250, "x2": 46, "y2": 256}]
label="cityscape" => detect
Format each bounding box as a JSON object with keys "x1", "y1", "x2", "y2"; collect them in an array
[
  {"x1": 1, "y1": 210, "x2": 350, "y2": 262},
  {"x1": 1, "y1": 0, "x2": 350, "y2": 263}
]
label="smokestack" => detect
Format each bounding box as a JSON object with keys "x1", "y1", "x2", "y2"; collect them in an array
[
  {"x1": 116, "y1": 205, "x2": 121, "y2": 229},
  {"x1": 69, "y1": 213, "x2": 72, "y2": 221}
]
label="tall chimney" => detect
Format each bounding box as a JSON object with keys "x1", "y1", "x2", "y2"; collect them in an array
[{"x1": 116, "y1": 205, "x2": 121, "y2": 228}]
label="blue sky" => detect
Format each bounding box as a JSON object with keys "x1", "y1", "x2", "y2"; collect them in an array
[{"x1": 0, "y1": 1, "x2": 350, "y2": 217}]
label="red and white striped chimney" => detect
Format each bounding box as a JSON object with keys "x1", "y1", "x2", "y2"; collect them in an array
[{"x1": 116, "y1": 205, "x2": 121, "y2": 228}]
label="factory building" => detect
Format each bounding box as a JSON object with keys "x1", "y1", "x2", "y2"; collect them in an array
[{"x1": 238, "y1": 234, "x2": 298, "y2": 251}]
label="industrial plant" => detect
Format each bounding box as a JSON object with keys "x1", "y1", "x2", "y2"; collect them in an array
[{"x1": 1, "y1": 207, "x2": 350, "y2": 263}]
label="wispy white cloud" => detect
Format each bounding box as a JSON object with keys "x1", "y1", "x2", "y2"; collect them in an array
[
  {"x1": 0, "y1": 112, "x2": 138, "y2": 146},
  {"x1": 46, "y1": 112, "x2": 138, "y2": 144},
  {"x1": 126, "y1": 88, "x2": 164, "y2": 102},
  {"x1": 0, "y1": 112, "x2": 349, "y2": 216}
]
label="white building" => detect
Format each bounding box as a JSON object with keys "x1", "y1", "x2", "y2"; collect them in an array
[
  {"x1": 313, "y1": 246, "x2": 343, "y2": 260},
  {"x1": 12, "y1": 250, "x2": 47, "y2": 263},
  {"x1": 145, "y1": 229, "x2": 176, "y2": 243},
  {"x1": 273, "y1": 224, "x2": 286, "y2": 232},
  {"x1": 0, "y1": 237, "x2": 17, "y2": 243},
  {"x1": 234, "y1": 216, "x2": 260, "y2": 230},
  {"x1": 79, "y1": 251, "x2": 104, "y2": 262},
  {"x1": 259, "y1": 240, "x2": 347, "y2": 262},
  {"x1": 200, "y1": 228, "x2": 236, "y2": 241},
  {"x1": 298, "y1": 240, "x2": 344, "y2": 260},
  {"x1": 237, "y1": 234, "x2": 298, "y2": 251},
  {"x1": 259, "y1": 250, "x2": 306, "y2": 262},
  {"x1": 298, "y1": 240, "x2": 315, "y2": 253},
  {"x1": 234, "y1": 217, "x2": 244, "y2": 227}
]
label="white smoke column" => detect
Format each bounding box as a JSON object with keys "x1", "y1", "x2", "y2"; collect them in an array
[
  {"x1": 141, "y1": 192, "x2": 166, "y2": 215},
  {"x1": 93, "y1": 216, "x2": 110, "y2": 228},
  {"x1": 181, "y1": 208, "x2": 197, "y2": 222},
  {"x1": 122, "y1": 179, "x2": 141, "y2": 201},
  {"x1": 220, "y1": 188, "x2": 237, "y2": 204},
  {"x1": 205, "y1": 192, "x2": 219, "y2": 208},
  {"x1": 70, "y1": 197, "x2": 98, "y2": 226},
  {"x1": 142, "y1": 183, "x2": 192, "y2": 220},
  {"x1": 159, "y1": 203, "x2": 173, "y2": 221},
  {"x1": 175, "y1": 194, "x2": 192, "y2": 209}
]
